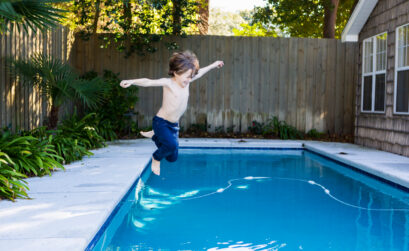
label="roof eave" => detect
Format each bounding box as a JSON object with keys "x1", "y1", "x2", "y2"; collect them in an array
[{"x1": 341, "y1": 0, "x2": 379, "y2": 42}]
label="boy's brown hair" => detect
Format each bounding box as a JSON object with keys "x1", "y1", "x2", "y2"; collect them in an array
[{"x1": 168, "y1": 50, "x2": 199, "y2": 77}]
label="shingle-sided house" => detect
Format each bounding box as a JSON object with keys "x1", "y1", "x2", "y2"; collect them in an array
[{"x1": 342, "y1": 0, "x2": 409, "y2": 157}]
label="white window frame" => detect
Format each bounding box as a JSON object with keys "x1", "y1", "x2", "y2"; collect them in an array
[
  {"x1": 361, "y1": 32, "x2": 387, "y2": 113},
  {"x1": 394, "y1": 23, "x2": 409, "y2": 115}
]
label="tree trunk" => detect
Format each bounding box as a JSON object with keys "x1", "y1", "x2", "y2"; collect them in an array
[
  {"x1": 198, "y1": 0, "x2": 209, "y2": 35},
  {"x1": 92, "y1": 0, "x2": 101, "y2": 34},
  {"x1": 48, "y1": 105, "x2": 60, "y2": 129},
  {"x1": 323, "y1": 0, "x2": 340, "y2": 38},
  {"x1": 172, "y1": 0, "x2": 182, "y2": 35},
  {"x1": 123, "y1": 0, "x2": 132, "y2": 34}
]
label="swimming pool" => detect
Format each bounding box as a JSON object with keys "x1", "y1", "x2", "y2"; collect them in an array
[{"x1": 87, "y1": 149, "x2": 409, "y2": 250}]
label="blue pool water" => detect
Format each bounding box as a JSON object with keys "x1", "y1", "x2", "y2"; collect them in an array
[{"x1": 89, "y1": 149, "x2": 409, "y2": 250}]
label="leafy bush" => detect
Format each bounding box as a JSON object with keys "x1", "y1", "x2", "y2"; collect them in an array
[
  {"x1": 93, "y1": 114, "x2": 117, "y2": 141},
  {"x1": 83, "y1": 70, "x2": 139, "y2": 138},
  {"x1": 23, "y1": 126, "x2": 92, "y2": 165},
  {"x1": 49, "y1": 133, "x2": 92, "y2": 164},
  {"x1": 186, "y1": 123, "x2": 208, "y2": 134},
  {"x1": 11, "y1": 54, "x2": 109, "y2": 129},
  {"x1": 0, "y1": 129, "x2": 64, "y2": 177},
  {"x1": 0, "y1": 152, "x2": 28, "y2": 201},
  {"x1": 58, "y1": 113, "x2": 106, "y2": 150},
  {"x1": 266, "y1": 117, "x2": 303, "y2": 140},
  {"x1": 307, "y1": 129, "x2": 324, "y2": 139},
  {"x1": 248, "y1": 121, "x2": 264, "y2": 134},
  {"x1": 249, "y1": 117, "x2": 304, "y2": 140}
]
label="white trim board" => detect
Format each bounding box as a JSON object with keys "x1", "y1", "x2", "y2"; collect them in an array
[{"x1": 341, "y1": 0, "x2": 379, "y2": 42}]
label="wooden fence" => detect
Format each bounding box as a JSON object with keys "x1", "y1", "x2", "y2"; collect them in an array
[
  {"x1": 0, "y1": 25, "x2": 72, "y2": 131},
  {"x1": 73, "y1": 35, "x2": 358, "y2": 134}
]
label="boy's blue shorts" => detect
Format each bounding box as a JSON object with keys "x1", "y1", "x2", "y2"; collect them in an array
[{"x1": 151, "y1": 116, "x2": 179, "y2": 162}]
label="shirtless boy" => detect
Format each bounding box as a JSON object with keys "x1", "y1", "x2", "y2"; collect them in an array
[{"x1": 120, "y1": 51, "x2": 224, "y2": 175}]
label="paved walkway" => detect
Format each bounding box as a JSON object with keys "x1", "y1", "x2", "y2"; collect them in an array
[{"x1": 0, "y1": 139, "x2": 408, "y2": 251}]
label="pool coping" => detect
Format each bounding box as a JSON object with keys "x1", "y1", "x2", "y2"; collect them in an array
[{"x1": 0, "y1": 139, "x2": 408, "y2": 251}]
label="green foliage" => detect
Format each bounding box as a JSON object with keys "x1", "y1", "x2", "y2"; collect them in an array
[
  {"x1": 215, "y1": 126, "x2": 224, "y2": 133},
  {"x1": 226, "y1": 125, "x2": 235, "y2": 133},
  {"x1": 11, "y1": 54, "x2": 108, "y2": 109},
  {"x1": 10, "y1": 54, "x2": 110, "y2": 128},
  {"x1": 252, "y1": 0, "x2": 357, "y2": 38},
  {"x1": 0, "y1": 128, "x2": 64, "y2": 177},
  {"x1": 248, "y1": 121, "x2": 264, "y2": 134},
  {"x1": 0, "y1": 0, "x2": 67, "y2": 33},
  {"x1": 58, "y1": 113, "x2": 106, "y2": 150},
  {"x1": 26, "y1": 126, "x2": 92, "y2": 164},
  {"x1": 84, "y1": 70, "x2": 138, "y2": 138},
  {"x1": 307, "y1": 128, "x2": 324, "y2": 139},
  {"x1": 233, "y1": 22, "x2": 277, "y2": 37},
  {"x1": 267, "y1": 117, "x2": 302, "y2": 139},
  {"x1": 60, "y1": 0, "x2": 200, "y2": 57},
  {"x1": 248, "y1": 117, "x2": 303, "y2": 139},
  {"x1": 0, "y1": 152, "x2": 28, "y2": 201},
  {"x1": 186, "y1": 123, "x2": 207, "y2": 134},
  {"x1": 50, "y1": 133, "x2": 92, "y2": 164}
]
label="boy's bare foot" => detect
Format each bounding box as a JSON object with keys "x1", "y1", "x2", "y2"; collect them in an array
[
  {"x1": 141, "y1": 130, "x2": 154, "y2": 138},
  {"x1": 151, "y1": 157, "x2": 160, "y2": 176}
]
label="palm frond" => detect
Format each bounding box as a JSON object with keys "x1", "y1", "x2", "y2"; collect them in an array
[
  {"x1": 0, "y1": 0, "x2": 69, "y2": 33},
  {"x1": 11, "y1": 54, "x2": 75, "y2": 103},
  {"x1": 72, "y1": 77, "x2": 110, "y2": 109}
]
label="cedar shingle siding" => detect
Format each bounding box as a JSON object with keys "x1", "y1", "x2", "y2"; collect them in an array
[{"x1": 357, "y1": 0, "x2": 409, "y2": 156}]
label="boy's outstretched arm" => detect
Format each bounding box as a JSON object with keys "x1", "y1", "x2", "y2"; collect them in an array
[
  {"x1": 191, "y1": 61, "x2": 224, "y2": 82},
  {"x1": 120, "y1": 78, "x2": 169, "y2": 88}
]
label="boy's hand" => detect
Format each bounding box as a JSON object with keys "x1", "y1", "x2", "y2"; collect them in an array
[
  {"x1": 213, "y1": 61, "x2": 224, "y2": 69},
  {"x1": 120, "y1": 80, "x2": 132, "y2": 88}
]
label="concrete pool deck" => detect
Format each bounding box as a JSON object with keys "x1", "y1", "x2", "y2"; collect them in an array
[{"x1": 0, "y1": 138, "x2": 408, "y2": 251}]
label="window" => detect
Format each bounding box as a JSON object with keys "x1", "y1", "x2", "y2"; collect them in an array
[
  {"x1": 395, "y1": 24, "x2": 409, "y2": 114},
  {"x1": 362, "y1": 33, "x2": 387, "y2": 113}
]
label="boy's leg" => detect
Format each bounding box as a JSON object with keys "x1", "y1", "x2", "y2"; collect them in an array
[
  {"x1": 165, "y1": 147, "x2": 178, "y2": 162},
  {"x1": 141, "y1": 130, "x2": 154, "y2": 138},
  {"x1": 151, "y1": 157, "x2": 161, "y2": 175},
  {"x1": 152, "y1": 133, "x2": 178, "y2": 162},
  {"x1": 151, "y1": 117, "x2": 178, "y2": 175}
]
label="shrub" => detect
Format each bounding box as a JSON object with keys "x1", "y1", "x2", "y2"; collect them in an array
[
  {"x1": 23, "y1": 126, "x2": 92, "y2": 165},
  {"x1": 186, "y1": 123, "x2": 207, "y2": 134},
  {"x1": 83, "y1": 70, "x2": 139, "y2": 138},
  {"x1": 0, "y1": 152, "x2": 28, "y2": 201},
  {"x1": 307, "y1": 129, "x2": 324, "y2": 139},
  {"x1": 58, "y1": 113, "x2": 106, "y2": 150},
  {"x1": 249, "y1": 117, "x2": 304, "y2": 139},
  {"x1": 0, "y1": 128, "x2": 64, "y2": 176},
  {"x1": 248, "y1": 121, "x2": 264, "y2": 134}
]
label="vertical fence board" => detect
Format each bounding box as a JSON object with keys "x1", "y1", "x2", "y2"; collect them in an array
[
  {"x1": 297, "y1": 38, "x2": 306, "y2": 132},
  {"x1": 335, "y1": 41, "x2": 346, "y2": 134},
  {"x1": 288, "y1": 38, "x2": 298, "y2": 127},
  {"x1": 223, "y1": 36, "x2": 232, "y2": 131},
  {"x1": 278, "y1": 38, "x2": 288, "y2": 122},
  {"x1": 271, "y1": 38, "x2": 279, "y2": 119}
]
